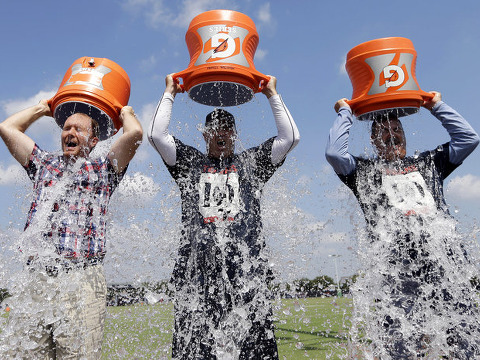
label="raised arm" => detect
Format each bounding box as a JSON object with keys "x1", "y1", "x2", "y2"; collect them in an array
[
  {"x1": 261, "y1": 75, "x2": 300, "y2": 165},
  {"x1": 325, "y1": 98, "x2": 357, "y2": 176},
  {"x1": 147, "y1": 74, "x2": 183, "y2": 166},
  {"x1": 0, "y1": 100, "x2": 51, "y2": 166},
  {"x1": 107, "y1": 106, "x2": 143, "y2": 174},
  {"x1": 423, "y1": 91, "x2": 480, "y2": 165}
]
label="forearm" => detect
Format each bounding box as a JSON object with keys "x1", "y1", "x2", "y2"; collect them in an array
[
  {"x1": 0, "y1": 102, "x2": 48, "y2": 166},
  {"x1": 147, "y1": 92, "x2": 177, "y2": 166},
  {"x1": 108, "y1": 107, "x2": 143, "y2": 173},
  {"x1": 119, "y1": 112, "x2": 143, "y2": 154},
  {"x1": 270, "y1": 94, "x2": 300, "y2": 164},
  {"x1": 432, "y1": 101, "x2": 480, "y2": 164},
  {"x1": 325, "y1": 107, "x2": 356, "y2": 175}
]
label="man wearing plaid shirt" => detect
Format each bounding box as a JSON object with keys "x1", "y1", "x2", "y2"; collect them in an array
[{"x1": 0, "y1": 99, "x2": 143, "y2": 358}]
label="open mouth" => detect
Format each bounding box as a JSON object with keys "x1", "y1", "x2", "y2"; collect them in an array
[{"x1": 65, "y1": 140, "x2": 78, "y2": 149}]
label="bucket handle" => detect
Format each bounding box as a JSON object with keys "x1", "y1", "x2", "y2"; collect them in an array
[
  {"x1": 252, "y1": 72, "x2": 271, "y2": 93},
  {"x1": 172, "y1": 68, "x2": 195, "y2": 92}
]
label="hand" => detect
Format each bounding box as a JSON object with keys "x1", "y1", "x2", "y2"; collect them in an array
[
  {"x1": 38, "y1": 99, "x2": 52, "y2": 117},
  {"x1": 165, "y1": 73, "x2": 184, "y2": 97},
  {"x1": 422, "y1": 91, "x2": 441, "y2": 110},
  {"x1": 261, "y1": 75, "x2": 278, "y2": 98},
  {"x1": 119, "y1": 106, "x2": 136, "y2": 124},
  {"x1": 334, "y1": 98, "x2": 350, "y2": 113}
]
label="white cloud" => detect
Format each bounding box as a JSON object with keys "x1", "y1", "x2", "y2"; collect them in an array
[
  {"x1": 0, "y1": 164, "x2": 27, "y2": 186},
  {"x1": 338, "y1": 54, "x2": 347, "y2": 75},
  {"x1": 1, "y1": 90, "x2": 61, "y2": 147},
  {"x1": 256, "y1": 2, "x2": 271, "y2": 25},
  {"x1": 173, "y1": 0, "x2": 231, "y2": 28},
  {"x1": 138, "y1": 102, "x2": 156, "y2": 131},
  {"x1": 446, "y1": 174, "x2": 480, "y2": 200},
  {"x1": 139, "y1": 54, "x2": 157, "y2": 71},
  {"x1": 122, "y1": 0, "x2": 232, "y2": 29},
  {"x1": 255, "y1": 48, "x2": 268, "y2": 61},
  {"x1": 2, "y1": 90, "x2": 56, "y2": 117}
]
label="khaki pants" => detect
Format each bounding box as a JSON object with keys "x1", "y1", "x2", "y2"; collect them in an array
[{"x1": 0, "y1": 264, "x2": 107, "y2": 359}]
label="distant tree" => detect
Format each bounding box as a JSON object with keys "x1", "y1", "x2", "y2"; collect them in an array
[
  {"x1": 106, "y1": 284, "x2": 146, "y2": 306},
  {"x1": 142, "y1": 280, "x2": 173, "y2": 298},
  {"x1": 470, "y1": 276, "x2": 480, "y2": 291},
  {"x1": 310, "y1": 275, "x2": 335, "y2": 297},
  {"x1": 340, "y1": 274, "x2": 359, "y2": 294},
  {"x1": 0, "y1": 288, "x2": 11, "y2": 303},
  {"x1": 293, "y1": 276, "x2": 335, "y2": 297}
]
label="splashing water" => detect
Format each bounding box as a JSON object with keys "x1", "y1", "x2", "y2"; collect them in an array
[
  {"x1": 188, "y1": 81, "x2": 254, "y2": 107},
  {"x1": 342, "y1": 114, "x2": 480, "y2": 359}
]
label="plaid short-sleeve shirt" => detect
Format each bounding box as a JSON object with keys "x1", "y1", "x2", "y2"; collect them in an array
[{"x1": 23, "y1": 144, "x2": 125, "y2": 260}]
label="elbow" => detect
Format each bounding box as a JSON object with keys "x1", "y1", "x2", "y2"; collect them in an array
[
  {"x1": 325, "y1": 144, "x2": 337, "y2": 165},
  {"x1": 472, "y1": 132, "x2": 480, "y2": 149},
  {"x1": 325, "y1": 152, "x2": 336, "y2": 167},
  {"x1": 290, "y1": 132, "x2": 300, "y2": 151},
  {"x1": 147, "y1": 128, "x2": 157, "y2": 148},
  {"x1": 325, "y1": 146, "x2": 346, "y2": 171},
  {"x1": 132, "y1": 127, "x2": 144, "y2": 146}
]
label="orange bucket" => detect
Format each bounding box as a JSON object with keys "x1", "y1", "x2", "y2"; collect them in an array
[
  {"x1": 173, "y1": 9, "x2": 269, "y2": 107},
  {"x1": 49, "y1": 57, "x2": 130, "y2": 140},
  {"x1": 345, "y1": 37, "x2": 433, "y2": 120}
]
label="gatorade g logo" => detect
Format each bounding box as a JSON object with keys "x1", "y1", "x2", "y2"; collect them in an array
[
  {"x1": 381, "y1": 64, "x2": 407, "y2": 88},
  {"x1": 194, "y1": 25, "x2": 250, "y2": 67},
  {"x1": 365, "y1": 53, "x2": 419, "y2": 95},
  {"x1": 64, "y1": 64, "x2": 111, "y2": 90},
  {"x1": 204, "y1": 32, "x2": 241, "y2": 62}
]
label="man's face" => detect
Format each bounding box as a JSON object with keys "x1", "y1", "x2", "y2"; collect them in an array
[
  {"x1": 371, "y1": 117, "x2": 406, "y2": 161},
  {"x1": 61, "y1": 113, "x2": 98, "y2": 159},
  {"x1": 203, "y1": 123, "x2": 236, "y2": 159}
]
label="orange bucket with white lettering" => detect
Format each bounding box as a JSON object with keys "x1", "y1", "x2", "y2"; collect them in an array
[
  {"x1": 49, "y1": 57, "x2": 130, "y2": 140},
  {"x1": 173, "y1": 9, "x2": 269, "y2": 107},
  {"x1": 345, "y1": 37, "x2": 433, "y2": 120}
]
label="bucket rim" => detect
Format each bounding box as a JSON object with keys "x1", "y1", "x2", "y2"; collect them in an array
[
  {"x1": 53, "y1": 100, "x2": 116, "y2": 141},
  {"x1": 347, "y1": 37, "x2": 415, "y2": 60}
]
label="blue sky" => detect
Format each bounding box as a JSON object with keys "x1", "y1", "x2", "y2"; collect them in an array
[{"x1": 0, "y1": 0, "x2": 479, "y2": 284}]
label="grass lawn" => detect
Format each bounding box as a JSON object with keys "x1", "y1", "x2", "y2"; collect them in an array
[{"x1": 101, "y1": 296, "x2": 354, "y2": 359}]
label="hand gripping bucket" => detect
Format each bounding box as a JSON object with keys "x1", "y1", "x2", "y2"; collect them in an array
[
  {"x1": 173, "y1": 9, "x2": 269, "y2": 107},
  {"x1": 345, "y1": 37, "x2": 433, "y2": 120},
  {"x1": 49, "y1": 57, "x2": 131, "y2": 140}
]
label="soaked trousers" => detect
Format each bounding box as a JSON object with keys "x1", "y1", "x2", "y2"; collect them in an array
[{"x1": 0, "y1": 264, "x2": 107, "y2": 359}]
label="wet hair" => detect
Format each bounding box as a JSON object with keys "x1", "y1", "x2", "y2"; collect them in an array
[
  {"x1": 63, "y1": 113, "x2": 100, "y2": 141},
  {"x1": 205, "y1": 109, "x2": 236, "y2": 131},
  {"x1": 90, "y1": 117, "x2": 100, "y2": 139}
]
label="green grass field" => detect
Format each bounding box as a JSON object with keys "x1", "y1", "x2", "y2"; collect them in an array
[{"x1": 101, "y1": 297, "x2": 354, "y2": 359}]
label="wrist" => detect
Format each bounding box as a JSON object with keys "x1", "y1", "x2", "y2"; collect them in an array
[
  {"x1": 35, "y1": 103, "x2": 50, "y2": 118},
  {"x1": 264, "y1": 90, "x2": 278, "y2": 99}
]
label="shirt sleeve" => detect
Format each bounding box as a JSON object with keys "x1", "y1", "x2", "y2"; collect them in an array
[
  {"x1": 431, "y1": 101, "x2": 480, "y2": 165},
  {"x1": 165, "y1": 138, "x2": 204, "y2": 182},
  {"x1": 148, "y1": 92, "x2": 177, "y2": 166},
  {"x1": 269, "y1": 94, "x2": 300, "y2": 164},
  {"x1": 106, "y1": 157, "x2": 128, "y2": 192},
  {"x1": 325, "y1": 106, "x2": 357, "y2": 176},
  {"x1": 24, "y1": 144, "x2": 50, "y2": 181},
  {"x1": 242, "y1": 137, "x2": 284, "y2": 185}
]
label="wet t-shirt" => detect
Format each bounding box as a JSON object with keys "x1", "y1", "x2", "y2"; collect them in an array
[
  {"x1": 23, "y1": 144, "x2": 125, "y2": 261},
  {"x1": 166, "y1": 137, "x2": 283, "y2": 293},
  {"x1": 338, "y1": 143, "x2": 458, "y2": 230}
]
